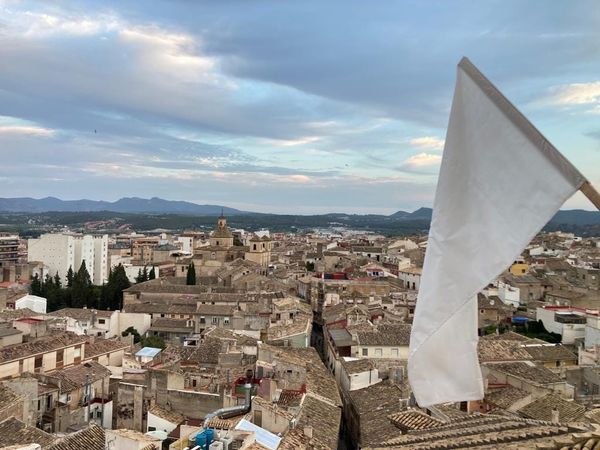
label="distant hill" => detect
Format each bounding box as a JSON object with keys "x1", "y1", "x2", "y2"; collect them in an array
[
  {"x1": 389, "y1": 207, "x2": 432, "y2": 221},
  {"x1": 1, "y1": 196, "x2": 598, "y2": 228},
  {"x1": 0, "y1": 197, "x2": 246, "y2": 216},
  {"x1": 389, "y1": 207, "x2": 600, "y2": 226},
  {"x1": 550, "y1": 209, "x2": 600, "y2": 226}
]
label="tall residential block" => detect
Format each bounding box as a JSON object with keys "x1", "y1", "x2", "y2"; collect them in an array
[
  {"x1": 0, "y1": 234, "x2": 20, "y2": 268},
  {"x1": 27, "y1": 233, "x2": 108, "y2": 285}
]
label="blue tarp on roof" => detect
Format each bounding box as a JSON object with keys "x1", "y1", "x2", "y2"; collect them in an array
[
  {"x1": 135, "y1": 347, "x2": 162, "y2": 358},
  {"x1": 511, "y1": 316, "x2": 529, "y2": 324},
  {"x1": 235, "y1": 419, "x2": 281, "y2": 449}
]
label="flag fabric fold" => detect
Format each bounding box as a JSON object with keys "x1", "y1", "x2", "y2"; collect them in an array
[{"x1": 407, "y1": 57, "x2": 586, "y2": 407}]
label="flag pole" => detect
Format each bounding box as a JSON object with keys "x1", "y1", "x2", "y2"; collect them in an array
[{"x1": 580, "y1": 181, "x2": 600, "y2": 211}]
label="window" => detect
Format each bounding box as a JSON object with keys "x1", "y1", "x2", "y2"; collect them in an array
[
  {"x1": 362, "y1": 348, "x2": 368, "y2": 356},
  {"x1": 391, "y1": 348, "x2": 399, "y2": 357},
  {"x1": 192, "y1": 379, "x2": 197, "y2": 387},
  {"x1": 98, "y1": 319, "x2": 106, "y2": 325},
  {"x1": 224, "y1": 317, "x2": 230, "y2": 325},
  {"x1": 212, "y1": 317, "x2": 219, "y2": 325},
  {"x1": 148, "y1": 426, "x2": 156, "y2": 432},
  {"x1": 56, "y1": 349, "x2": 64, "y2": 366},
  {"x1": 46, "y1": 395, "x2": 52, "y2": 409},
  {"x1": 200, "y1": 317, "x2": 206, "y2": 324},
  {"x1": 375, "y1": 348, "x2": 383, "y2": 357},
  {"x1": 37, "y1": 400, "x2": 41, "y2": 411},
  {"x1": 96, "y1": 411, "x2": 102, "y2": 419},
  {"x1": 35, "y1": 355, "x2": 43, "y2": 369}
]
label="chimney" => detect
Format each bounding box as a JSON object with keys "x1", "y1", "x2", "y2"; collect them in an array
[
  {"x1": 551, "y1": 408, "x2": 560, "y2": 423},
  {"x1": 303, "y1": 426, "x2": 313, "y2": 439}
]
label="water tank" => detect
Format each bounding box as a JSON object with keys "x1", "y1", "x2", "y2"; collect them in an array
[
  {"x1": 205, "y1": 428, "x2": 215, "y2": 448},
  {"x1": 209, "y1": 442, "x2": 224, "y2": 450},
  {"x1": 196, "y1": 432, "x2": 207, "y2": 450},
  {"x1": 188, "y1": 432, "x2": 198, "y2": 447}
]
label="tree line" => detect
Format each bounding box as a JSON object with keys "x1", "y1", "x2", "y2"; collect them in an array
[{"x1": 30, "y1": 261, "x2": 131, "y2": 312}]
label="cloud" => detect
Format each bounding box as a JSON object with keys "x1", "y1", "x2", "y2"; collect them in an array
[
  {"x1": 397, "y1": 153, "x2": 442, "y2": 173},
  {"x1": 409, "y1": 136, "x2": 445, "y2": 150},
  {"x1": 0, "y1": 125, "x2": 55, "y2": 137},
  {"x1": 547, "y1": 81, "x2": 600, "y2": 106},
  {"x1": 1, "y1": 1, "x2": 600, "y2": 213}
]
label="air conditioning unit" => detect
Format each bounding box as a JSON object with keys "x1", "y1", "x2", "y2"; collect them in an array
[
  {"x1": 209, "y1": 442, "x2": 224, "y2": 450},
  {"x1": 220, "y1": 436, "x2": 234, "y2": 450}
]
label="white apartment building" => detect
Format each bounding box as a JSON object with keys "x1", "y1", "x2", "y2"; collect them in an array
[{"x1": 28, "y1": 233, "x2": 108, "y2": 285}]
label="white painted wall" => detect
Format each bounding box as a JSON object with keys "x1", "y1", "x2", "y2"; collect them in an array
[
  {"x1": 117, "y1": 311, "x2": 152, "y2": 336},
  {"x1": 176, "y1": 236, "x2": 194, "y2": 254},
  {"x1": 124, "y1": 264, "x2": 160, "y2": 283},
  {"x1": 498, "y1": 281, "x2": 520, "y2": 308},
  {"x1": 147, "y1": 412, "x2": 178, "y2": 434},
  {"x1": 15, "y1": 294, "x2": 47, "y2": 314},
  {"x1": 105, "y1": 430, "x2": 162, "y2": 450},
  {"x1": 536, "y1": 308, "x2": 586, "y2": 344},
  {"x1": 351, "y1": 345, "x2": 409, "y2": 359},
  {"x1": 586, "y1": 316, "x2": 600, "y2": 348}
]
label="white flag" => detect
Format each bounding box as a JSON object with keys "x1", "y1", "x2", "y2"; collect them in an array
[{"x1": 408, "y1": 57, "x2": 586, "y2": 407}]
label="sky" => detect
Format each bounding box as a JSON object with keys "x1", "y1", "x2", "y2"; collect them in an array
[{"x1": 1, "y1": 1, "x2": 600, "y2": 214}]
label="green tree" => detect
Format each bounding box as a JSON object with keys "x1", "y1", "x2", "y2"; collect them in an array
[
  {"x1": 98, "y1": 268, "x2": 112, "y2": 311},
  {"x1": 71, "y1": 260, "x2": 95, "y2": 308},
  {"x1": 148, "y1": 266, "x2": 156, "y2": 280},
  {"x1": 142, "y1": 335, "x2": 166, "y2": 349},
  {"x1": 186, "y1": 262, "x2": 196, "y2": 285},
  {"x1": 41, "y1": 273, "x2": 53, "y2": 299},
  {"x1": 99, "y1": 264, "x2": 131, "y2": 311},
  {"x1": 122, "y1": 326, "x2": 141, "y2": 344},
  {"x1": 66, "y1": 266, "x2": 74, "y2": 288},
  {"x1": 109, "y1": 264, "x2": 131, "y2": 310},
  {"x1": 43, "y1": 273, "x2": 55, "y2": 310},
  {"x1": 30, "y1": 274, "x2": 42, "y2": 296},
  {"x1": 135, "y1": 266, "x2": 149, "y2": 284},
  {"x1": 53, "y1": 272, "x2": 62, "y2": 289}
]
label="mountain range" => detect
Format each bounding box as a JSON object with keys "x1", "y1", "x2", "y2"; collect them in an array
[
  {"x1": 0, "y1": 197, "x2": 598, "y2": 226},
  {"x1": 0, "y1": 197, "x2": 245, "y2": 216}
]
